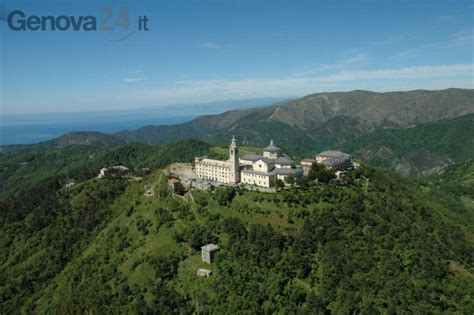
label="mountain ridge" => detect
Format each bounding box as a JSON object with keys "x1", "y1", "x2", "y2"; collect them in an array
[{"x1": 116, "y1": 88, "x2": 474, "y2": 145}]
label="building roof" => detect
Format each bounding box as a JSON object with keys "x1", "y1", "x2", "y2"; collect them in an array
[
  {"x1": 196, "y1": 158, "x2": 231, "y2": 168},
  {"x1": 275, "y1": 156, "x2": 293, "y2": 165},
  {"x1": 241, "y1": 169, "x2": 273, "y2": 176},
  {"x1": 301, "y1": 158, "x2": 315, "y2": 163},
  {"x1": 319, "y1": 156, "x2": 351, "y2": 167},
  {"x1": 317, "y1": 150, "x2": 350, "y2": 158},
  {"x1": 257, "y1": 157, "x2": 275, "y2": 165},
  {"x1": 263, "y1": 140, "x2": 281, "y2": 153},
  {"x1": 241, "y1": 153, "x2": 263, "y2": 162},
  {"x1": 273, "y1": 167, "x2": 304, "y2": 176},
  {"x1": 201, "y1": 244, "x2": 219, "y2": 252}
]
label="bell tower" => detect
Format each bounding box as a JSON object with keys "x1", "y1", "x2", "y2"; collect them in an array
[{"x1": 229, "y1": 136, "x2": 240, "y2": 183}]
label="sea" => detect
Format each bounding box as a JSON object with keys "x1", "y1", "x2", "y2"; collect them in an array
[
  {"x1": 0, "y1": 111, "x2": 194, "y2": 146},
  {"x1": 0, "y1": 98, "x2": 286, "y2": 146}
]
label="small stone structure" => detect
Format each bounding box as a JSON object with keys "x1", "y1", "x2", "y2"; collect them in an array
[
  {"x1": 201, "y1": 244, "x2": 219, "y2": 264},
  {"x1": 197, "y1": 268, "x2": 212, "y2": 277}
]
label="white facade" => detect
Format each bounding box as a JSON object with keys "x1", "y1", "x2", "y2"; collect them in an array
[
  {"x1": 253, "y1": 159, "x2": 273, "y2": 173},
  {"x1": 194, "y1": 136, "x2": 240, "y2": 184},
  {"x1": 241, "y1": 171, "x2": 272, "y2": 187},
  {"x1": 195, "y1": 138, "x2": 302, "y2": 188},
  {"x1": 194, "y1": 158, "x2": 233, "y2": 182}
]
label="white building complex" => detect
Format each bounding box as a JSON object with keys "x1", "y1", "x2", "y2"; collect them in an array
[
  {"x1": 195, "y1": 137, "x2": 303, "y2": 188},
  {"x1": 315, "y1": 150, "x2": 353, "y2": 171}
]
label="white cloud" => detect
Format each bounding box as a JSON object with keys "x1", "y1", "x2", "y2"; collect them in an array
[
  {"x1": 391, "y1": 29, "x2": 473, "y2": 59},
  {"x1": 439, "y1": 14, "x2": 458, "y2": 21},
  {"x1": 137, "y1": 63, "x2": 473, "y2": 104},
  {"x1": 422, "y1": 29, "x2": 473, "y2": 50},
  {"x1": 368, "y1": 35, "x2": 405, "y2": 47},
  {"x1": 317, "y1": 64, "x2": 473, "y2": 82},
  {"x1": 292, "y1": 63, "x2": 344, "y2": 77},
  {"x1": 292, "y1": 52, "x2": 369, "y2": 77},
  {"x1": 123, "y1": 70, "x2": 144, "y2": 74},
  {"x1": 122, "y1": 77, "x2": 145, "y2": 83},
  {"x1": 199, "y1": 41, "x2": 223, "y2": 49},
  {"x1": 341, "y1": 52, "x2": 369, "y2": 64}
]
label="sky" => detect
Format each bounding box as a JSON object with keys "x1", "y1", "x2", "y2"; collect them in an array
[{"x1": 1, "y1": 0, "x2": 473, "y2": 114}]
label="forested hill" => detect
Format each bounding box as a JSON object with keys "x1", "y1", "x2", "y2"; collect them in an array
[
  {"x1": 0, "y1": 139, "x2": 214, "y2": 201},
  {"x1": 116, "y1": 88, "x2": 473, "y2": 146},
  {"x1": 0, "y1": 139, "x2": 473, "y2": 313},
  {"x1": 345, "y1": 114, "x2": 474, "y2": 176}
]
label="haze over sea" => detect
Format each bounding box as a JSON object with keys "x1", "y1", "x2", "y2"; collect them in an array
[{"x1": 0, "y1": 98, "x2": 285, "y2": 145}]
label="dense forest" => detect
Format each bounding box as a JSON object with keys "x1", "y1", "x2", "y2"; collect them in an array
[{"x1": 0, "y1": 139, "x2": 473, "y2": 313}]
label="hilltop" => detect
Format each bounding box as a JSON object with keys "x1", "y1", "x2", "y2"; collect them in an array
[
  {"x1": 45, "y1": 131, "x2": 127, "y2": 148},
  {"x1": 0, "y1": 139, "x2": 473, "y2": 313}
]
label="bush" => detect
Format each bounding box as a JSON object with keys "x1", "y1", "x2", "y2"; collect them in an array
[
  {"x1": 214, "y1": 187, "x2": 236, "y2": 206},
  {"x1": 308, "y1": 163, "x2": 336, "y2": 183},
  {"x1": 182, "y1": 224, "x2": 218, "y2": 249}
]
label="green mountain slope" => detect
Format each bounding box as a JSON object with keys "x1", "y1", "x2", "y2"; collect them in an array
[
  {"x1": 437, "y1": 159, "x2": 474, "y2": 198},
  {"x1": 1, "y1": 143, "x2": 473, "y2": 313},
  {"x1": 0, "y1": 139, "x2": 213, "y2": 202},
  {"x1": 416, "y1": 159, "x2": 474, "y2": 241},
  {"x1": 345, "y1": 114, "x2": 474, "y2": 176},
  {"x1": 46, "y1": 131, "x2": 127, "y2": 148},
  {"x1": 117, "y1": 88, "x2": 474, "y2": 146}
]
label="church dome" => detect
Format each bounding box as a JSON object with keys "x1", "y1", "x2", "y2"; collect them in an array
[{"x1": 263, "y1": 140, "x2": 281, "y2": 153}]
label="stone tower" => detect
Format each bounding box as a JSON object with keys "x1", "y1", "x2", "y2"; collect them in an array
[{"x1": 229, "y1": 136, "x2": 240, "y2": 183}]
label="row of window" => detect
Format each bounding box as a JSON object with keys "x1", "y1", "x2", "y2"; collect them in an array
[
  {"x1": 242, "y1": 178, "x2": 267, "y2": 187},
  {"x1": 196, "y1": 163, "x2": 230, "y2": 171},
  {"x1": 243, "y1": 173, "x2": 268, "y2": 179},
  {"x1": 200, "y1": 175, "x2": 233, "y2": 182}
]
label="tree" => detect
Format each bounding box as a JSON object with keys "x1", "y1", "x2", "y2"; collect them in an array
[
  {"x1": 156, "y1": 180, "x2": 169, "y2": 197},
  {"x1": 308, "y1": 163, "x2": 336, "y2": 183},
  {"x1": 275, "y1": 179, "x2": 285, "y2": 190},
  {"x1": 214, "y1": 187, "x2": 236, "y2": 206},
  {"x1": 222, "y1": 217, "x2": 247, "y2": 240},
  {"x1": 182, "y1": 224, "x2": 218, "y2": 249},
  {"x1": 284, "y1": 174, "x2": 295, "y2": 186}
]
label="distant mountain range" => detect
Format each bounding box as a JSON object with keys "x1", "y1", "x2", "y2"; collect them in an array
[
  {"x1": 116, "y1": 88, "x2": 473, "y2": 146},
  {"x1": 3, "y1": 88, "x2": 473, "y2": 176}
]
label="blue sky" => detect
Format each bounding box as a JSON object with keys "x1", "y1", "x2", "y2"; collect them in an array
[{"x1": 1, "y1": 0, "x2": 473, "y2": 114}]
